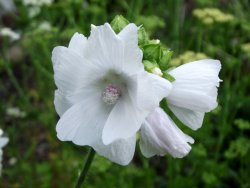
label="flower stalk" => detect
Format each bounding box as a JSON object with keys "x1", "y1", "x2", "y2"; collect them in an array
[{"x1": 75, "y1": 148, "x2": 96, "y2": 188}]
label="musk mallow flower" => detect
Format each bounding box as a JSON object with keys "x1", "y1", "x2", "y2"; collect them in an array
[
  {"x1": 140, "y1": 59, "x2": 221, "y2": 158},
  {"x1": 0, "y1": 129, "x2": 9, "y2": 175},
  {"x1": 52, "y1": 23, "x2": 172, "y2": 165}
]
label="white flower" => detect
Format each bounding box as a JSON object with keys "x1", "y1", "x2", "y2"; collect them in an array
[
  {"x1": 0, "y1": 0, "x2": 15, "y2": 14},
  {"x1": 140, "y1": 59, "x2": 221, "y2": 158},
  {"x1": 22, "y1": 0, "x2": 53, "y2": 17},
  {"x1": 140, "y1": 107, "x2": 194, "y2": 158},
  {"x1": 38, "y1": 21, "x2": 52, "y2": 31},
  {"x1": 28, "y1": 6, "x2": 40, "y2": 17},
  {"x1": 52, "y1": 23, "x2": 172, "y2": 165},
  {"x1": 0, "y1": 129, "x2": 9, "y2": 176},
  {"x1": 22, "y1": 0, "x2": 53, "y2": 6},
  {"x1": 167, "y1": 59, "x2": 221, "y2": 130},
  {"x1": 0, "y1": 27, "x2": 20, "y2": 41},
  {"x1": 6, "y1": 107, "x2": 26, "y2": 118}
]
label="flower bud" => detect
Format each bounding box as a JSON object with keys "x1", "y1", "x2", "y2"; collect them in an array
[
  {"x1": 110, "y1": 15, "x2": 129, "y2": 33},
  {"x1": 140, "y1": 107, "x2": 194, "y2": 158}
]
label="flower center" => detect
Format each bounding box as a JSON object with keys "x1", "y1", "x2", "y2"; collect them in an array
[{"x1": 102, "y1": 84, "x2": 121, "y2": 105}]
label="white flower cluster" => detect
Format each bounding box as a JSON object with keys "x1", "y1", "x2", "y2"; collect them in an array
[
  {"x1": 22, "y1": 0, "x2": 53, "y2": 6},
  {"x1": 52, "y1": 23, "x2": 221, "y2": 165},
  {"x1": 0, "y1": 129, "x2": 8, "y2": 176},
  {"x1": 0, "y1": 27, "x2": 20, "y2": 41},
  {"x1": 6, "y1": 107, "x2": 26, "y2": 118},
  {"x1": 22, "y1": 0, "x2": 53, "y2": 17}
]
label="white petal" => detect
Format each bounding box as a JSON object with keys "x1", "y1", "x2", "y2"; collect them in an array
[
  {"x1": 168, "y1": 104, "x2": 205, "y2": 130},
  {"x1": 56, "y1": 93, "x2": 108, "y2": 145},
  {"x1": 102, "y1": 92, "x2": 144, "y2": 145},
  {"x1": 0, "y1": 137, "x2": 9, "y2": 148},
  {"x1": 93, "y1": 135, "x2": 136, "y2": 166},
  {"x1": 139, "y1": 108, "x2": 194, "y2": 158},
  {"x1": 118, "y1": 23, "x2": 144, "y2": 75},
  {"x1": 168, "y1": 59, "x2": 221, "y2": 112},
  {"x1": 68, "y1": 32, "x2": 87, "y2": 56},
  {"x1": 86, "y1": 23, "x2": 144, "y2": 76},
  {"x1": 56, "y1": 91, "x2": 135, "y2": 165},
  {"x1": 52, "y1": 46, "x2": 101, "y2": 95},
  {"x1": 129, "y1": 72, "x2": 172, "y2": 111},
  {"x1": 86, "y1": 23, "x2": 124, "y2": 73},
  {"x1": 54, "y1": 89, "x2": 72, "y2": 117}
]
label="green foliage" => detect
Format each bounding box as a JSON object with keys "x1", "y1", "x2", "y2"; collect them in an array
[
  {"x1": 225, "y1": 137, "x2": 250, "y2": 159},
  {"x1": 1, "y1": 0, "x2": 250, "y2": 187}
]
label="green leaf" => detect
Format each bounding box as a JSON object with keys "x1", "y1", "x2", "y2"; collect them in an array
[
  {"x1": 162, "y1": 71, "x2": 175, "y2": 82},
  {"x1": 224, "y1": 137, "x2": 250, "y2": 159},
  {"x1": 110, "y1": 15, "x2": 129, "y2": 33}
]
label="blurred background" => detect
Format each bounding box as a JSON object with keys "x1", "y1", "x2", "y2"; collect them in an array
[{"x1": 0, "y1": 0, "x2": 250, "y2": 187}]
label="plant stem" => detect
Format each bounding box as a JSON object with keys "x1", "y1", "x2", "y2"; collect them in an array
[{"x1": 75, "y1": 148, "x2": 96, "y2": 188}]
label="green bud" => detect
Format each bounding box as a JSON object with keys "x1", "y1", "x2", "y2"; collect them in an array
[
  {"x1": 110, "y1": 15, "x2": 129, "y2": 34},
  {"x1": 162, "y1": 71, "x2": 175, "y2": 82},
  {"x1": 138, "y1": 27, "x2": 149, "y2": 46},
  {"x1": 142, "y1": 60, "x2": 159, "y2": 72},
  {"x1": 159, "y1": 48, "x2": 173, "y2": 71},
  {"x1": 142, "y1": 43, "x2": 161, "y2": 62}
]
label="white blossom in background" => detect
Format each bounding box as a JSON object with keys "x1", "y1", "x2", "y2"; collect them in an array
[
  {"x1": 6, "y1": 107, "x2": 26, "y2": 118},
  {"x1": 22, "y1": 0, "x2": 53, "y2": 6},
  {"x1": 22, "y1": 0, "x2": 53, "y2": 17},
  {"x1": 38, "y1": 21, "x2": 52, "y2": 31},
  {"x1": 9, "y1": 157, "x2": 17, "y2": 166},
  {"x1": 0, "y1": 129, "x2": 9, "y2": 176},
  {"x1": 140, "y1": 59, "x2": 221, "y2": 158},
  {"x1": 0, "y1": 0, "x2": 16, "y2": 15},
  {"x1": 0, "y1": 27, "x2": 20, "y2": 41},
  {"x1": 28, "y1": 6, "x2": 40, "y2": 17},
  {"x1": 52, "y1": 23, "x2": 172, "y2": 165}
]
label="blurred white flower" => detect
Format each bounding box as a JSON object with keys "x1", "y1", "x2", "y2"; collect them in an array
[
  {"x1": 22, "y1": 0, "x2": 53, "y2": 17},
  {"x1": 0, "y1": 27, "x2": 20, "y2": 41},
  {"x1": 9, "y1": 157, "x2": 17, "y2": 166},
  {"x1": 0, "y1": 0, "x2": 16, "y2": 15},
  {"x1": 28, "y1": 6, "x2": 40, "y2": 17},
  {"x1": 0, "y1": 129, "x2": 9, "y2": 176},
  {"x1": 22, "y1": 0, "x2": 53, "y2": 6},
  {"x1": 140, "y1": 59, "x2": 221, "y2": 158},
  {"x1": 38, "y1": 21, "x2": 52, "y2": 31},
  {"x1": 6, "y1": 107, "x2": 26, "y2": 118},
  {"x1": 52, "y1": 23, "x2": 172, "y2": 165}
]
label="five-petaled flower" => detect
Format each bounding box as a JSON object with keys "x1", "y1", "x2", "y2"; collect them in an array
[{"x1": 52, "y1": 23, "x2": 172, "y2": 165}]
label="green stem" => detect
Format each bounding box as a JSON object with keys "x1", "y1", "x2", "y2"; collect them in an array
[{"x1": 75, "y1": 148, "x2": 96, "y2": 188}]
